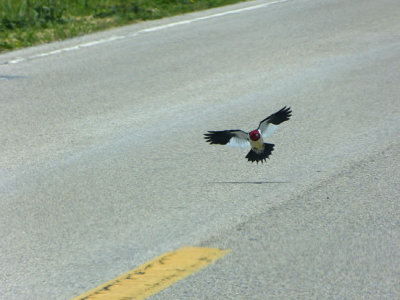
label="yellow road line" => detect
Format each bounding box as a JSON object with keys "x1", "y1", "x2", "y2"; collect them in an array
[{"x1": 72, "y1": 246, "x2": 231, "y2": 300}]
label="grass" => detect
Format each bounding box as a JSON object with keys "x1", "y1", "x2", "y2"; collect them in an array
[{"x1": 0, "y1": 0, "x2": 247, "y2": 53}]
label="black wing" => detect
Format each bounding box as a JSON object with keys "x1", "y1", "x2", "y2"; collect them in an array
[
  {"x1": 258, "y1": 106, "x2": 292, "y2": 138},
  {"x1": 204, "y1": 130, "x2": 250, "y2": 148}
]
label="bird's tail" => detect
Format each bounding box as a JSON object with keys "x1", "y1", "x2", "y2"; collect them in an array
[{"x1": 245, "y1": 143, "x2": 275, "y2": 163}]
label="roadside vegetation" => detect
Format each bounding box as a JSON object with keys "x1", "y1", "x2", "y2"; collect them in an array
[{"x1": 0, "y1": 0, "x2": 246, "y2": 53}]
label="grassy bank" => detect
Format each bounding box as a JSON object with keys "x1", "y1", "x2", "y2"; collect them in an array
[{"x1": 0, "y1": 0, "x2": 246, "y2": 53}]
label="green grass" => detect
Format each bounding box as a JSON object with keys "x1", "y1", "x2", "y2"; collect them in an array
[{"x1": 0, "y1": 0, "x2": 247, "y2": 53}]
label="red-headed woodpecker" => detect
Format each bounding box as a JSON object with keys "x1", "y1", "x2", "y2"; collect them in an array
[{"x1": 204, "y1": 106, "x2": 292, "y2": 163}]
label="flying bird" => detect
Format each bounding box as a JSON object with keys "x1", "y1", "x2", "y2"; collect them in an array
[{"x1": 204, "y1": 106, "x2": 292, "y2": 163}]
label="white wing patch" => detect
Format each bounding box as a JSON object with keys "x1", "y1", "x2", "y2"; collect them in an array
[
  {"x1": 260, "y1": 124, "x2": 278, "y2": 138},
  {"x1": 227, "y1": 136, "x2": 250, "y2": 148}
]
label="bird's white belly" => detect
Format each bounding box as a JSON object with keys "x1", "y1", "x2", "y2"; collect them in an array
[{"x1": 250, "y1": 138, "x2": 264, "y2": 151}]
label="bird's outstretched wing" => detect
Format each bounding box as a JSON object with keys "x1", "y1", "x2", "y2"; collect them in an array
[
  {"x1": 204, "y1": 130, "x2": 250, "y2": 148},
  {"x1": 258, "y1": 106, "x2": 292, "y2": 138}
]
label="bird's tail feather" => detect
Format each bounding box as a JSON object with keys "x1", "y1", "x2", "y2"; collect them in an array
[{"x1": 246, "y1": 143, "x2": 274, "y2": 163}]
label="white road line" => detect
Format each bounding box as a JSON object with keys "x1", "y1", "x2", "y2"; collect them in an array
[
  {"x1": 4, "y1": 0, "x2": 289, "y2": 65},
  {"x1": 6, "y1": 36, "x2": 126, "y2": 64},
  {"x1": 141, "y1": 0, "x2": 289, "y2": 33}
]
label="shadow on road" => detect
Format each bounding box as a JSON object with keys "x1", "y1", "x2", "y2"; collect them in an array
[{"x1": 211, "y1": 181, "x2": 289, "y2": 184}]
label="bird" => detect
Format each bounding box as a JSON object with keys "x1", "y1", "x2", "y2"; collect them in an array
[{"x1": 204, "y1": 106, "x2": 292, "y2": 163}]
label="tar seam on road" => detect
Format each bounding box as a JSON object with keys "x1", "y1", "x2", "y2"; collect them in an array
[
  {"x1": 3, "y1": 0, "x2": 290, "y2": 65},
  {"x1": 212, "y1": 181, "x2": 290, "y2": 184},
  {"x1": 71, "y1": 247, "x2": 231, "y2": 300}
]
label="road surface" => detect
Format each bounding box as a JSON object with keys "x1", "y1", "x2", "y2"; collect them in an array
[{"x1": 1, "y1": 0, "x2": 399, "y2": 298}]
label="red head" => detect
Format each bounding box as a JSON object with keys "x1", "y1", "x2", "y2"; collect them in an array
[{"x1": 249, "y1": 130, "x2": 261, "y2": 141}]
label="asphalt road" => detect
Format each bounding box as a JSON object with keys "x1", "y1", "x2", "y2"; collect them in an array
[{"x1": 1, "y1": 0, "x2": 399, "y2": 299}]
